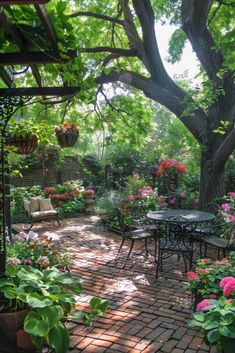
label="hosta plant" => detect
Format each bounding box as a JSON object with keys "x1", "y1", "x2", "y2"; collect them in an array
[{"x1": 0, "y1": 264, "x2": 108, "y2": 353}]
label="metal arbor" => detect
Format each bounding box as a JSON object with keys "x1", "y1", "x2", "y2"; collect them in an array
[{"x1": 0, "y1": 0, "x2": 80, "y2": 274}]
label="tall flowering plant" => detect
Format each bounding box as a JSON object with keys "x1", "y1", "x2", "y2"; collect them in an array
[
  {"x1": 125, "y1": 175, "x2": 166, "y2": 211},
  {"x1": 220, "y1": 192, "x2": 235, "y2": 223}
]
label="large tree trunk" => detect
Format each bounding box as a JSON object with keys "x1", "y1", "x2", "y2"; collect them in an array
[{"x1": 199, "y1": 152, "x2": 226, "y2": 208}]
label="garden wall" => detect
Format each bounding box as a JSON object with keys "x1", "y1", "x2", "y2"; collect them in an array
[{"x1": 11, "y1": 157, "x2": 81, "y2": 187}]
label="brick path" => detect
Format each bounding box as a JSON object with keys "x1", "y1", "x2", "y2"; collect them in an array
[{"x1": 12, "y1": 215, "x2": 212, "y2": 353}]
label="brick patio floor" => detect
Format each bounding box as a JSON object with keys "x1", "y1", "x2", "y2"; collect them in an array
[{"x1": 9, "y1": 215, "x2": 213, "y2": 353}]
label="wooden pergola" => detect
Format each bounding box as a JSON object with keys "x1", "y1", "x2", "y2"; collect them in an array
[{"x1": 0, "y1": 0, "x2": 81, "y2": 273}]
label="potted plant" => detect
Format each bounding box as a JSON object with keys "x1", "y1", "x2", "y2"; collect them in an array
[
  {"x1": 0, "y1": 264, "x2": 108, "y2": 353},
  {"x1": 189, "y1": 277, "x2": 235, "y2": 353},
  {"x1": 55, "y1": 123, "x2": 79, "y2": 148},
  {"x1": 7, "y1": 118, "x2": 53, "y2": 155}
]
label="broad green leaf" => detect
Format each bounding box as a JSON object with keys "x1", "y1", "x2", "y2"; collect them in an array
[
  {"x1": 219, "y1": 326, "x2": 235, "y2": 338},
  {"x1": 24, "y1": 311, "x2": 49, "y2": 337},
  {"x1": 207, "y1": 329, "x2": 220, "y2": 344},
  {"x1": 5, "y1": 264, "x2": 18, "y2": 277},
  {"x1": 203, "y1": 321, "x2": 220, "y2": 330},
  {"x1": 26, "y1": 293, "x2": 53, "y2": 308},
  {"x1": 192, "y1": 313, "x2": 205, "y2": 323},
  {"x1": 17, "y1": 266, "x2": 43, "y2": 281},
  {"x1": 37, "y1": 305, "x2": 64, "y2": 328},
  {"x1": 47, "y1": 322, "x2": 70, "y2": 353}
]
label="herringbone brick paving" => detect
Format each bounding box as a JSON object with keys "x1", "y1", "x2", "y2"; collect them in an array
[{"x1": 11, "y1": 215, "x2": 214, "y2": 353}]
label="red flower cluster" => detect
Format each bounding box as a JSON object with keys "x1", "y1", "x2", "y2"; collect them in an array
[
  {"x1": 54, "y1": 123, "x2": 78, "y2": 134},
  {"x1": 155, "y1": 159, "x2": 188, "y2": 176}
]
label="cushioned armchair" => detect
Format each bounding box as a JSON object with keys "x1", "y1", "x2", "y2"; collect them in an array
[{"x1": 23, "y1": 197, "x2": 60, "y2": 231}]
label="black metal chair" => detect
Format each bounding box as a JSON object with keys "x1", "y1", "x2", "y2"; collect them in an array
[
  {"x1": 115, "y1": 207, "x2": 159, "y2": 268},
  {"x1": 156, "y1": 217, "x2": 197, "y2": 278},
  {"x1": 203, "y1": 223, "x2": 235, "y2": 258},
  {"x1": 189, "y1": 202, "x2": 223, "y2": 257}
]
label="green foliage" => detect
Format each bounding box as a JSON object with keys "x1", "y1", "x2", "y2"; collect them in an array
[
  {"x1": 190, "y1": 297, "x2": 235, "y2": 351},
  {"x1": 0, "y1": 264, "x2": 107, "y2": 353},
  {"x1": 58, "y1": 198, "x2": 85, "y2": 216},
  {"x1": 186, "y1": 254, "x2": 235, "y2": 298},
  {"x1": 168, "y1": 29, "x2": 187, "y2": 63}
]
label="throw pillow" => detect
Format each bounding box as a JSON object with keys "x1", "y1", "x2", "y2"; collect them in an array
[
  {"x1": 29, "y1": 196, "x2": 41, "y2": 212},
  {"x1": 39, "y1": 198, "x2": 53, "y2": 212}
]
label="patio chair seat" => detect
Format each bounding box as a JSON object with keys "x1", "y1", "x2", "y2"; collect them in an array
[{"x1": 31, "y1": 210, "x2": 58, "y2": 218}]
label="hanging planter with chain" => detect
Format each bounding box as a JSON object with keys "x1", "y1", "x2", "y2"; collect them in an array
[
  {"x1": 55, "y1": 123, "x2": 79, "y2": 148},
  {"x1": 8, "y1": 134, "x2": 38, "y2": 155}
]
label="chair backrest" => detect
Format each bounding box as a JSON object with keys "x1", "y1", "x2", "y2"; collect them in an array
[
  {"x1": 129, "y1": 204, "x2": 146, "y2": 225},
  {"x1": 116, "y1": 208, "x2": 130, "y2": 235},
  {"x1": 162, "y1": 216, "x2": 194, "y2": 250}
]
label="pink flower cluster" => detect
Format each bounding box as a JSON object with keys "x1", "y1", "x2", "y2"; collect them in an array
[
  {"x1": 196, "y1": 299, "x2": 212, "y2": 311},
  {"x1": 220, "y1": 192, "x2": 235, "y2": 223},
  {"x1": 220, "y1": 276, "x2": 235, "y2": 297},
  {"x1": 83, "y1": 189, "x2": 95, "y2": 197},
  {"x1": 128, "y1": 186, "x2": 154, "y2": 201}
]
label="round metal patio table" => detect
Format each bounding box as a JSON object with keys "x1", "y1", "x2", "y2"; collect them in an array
[{"x1": 147, "y1": 209, "x2": 216, "y2": 224}]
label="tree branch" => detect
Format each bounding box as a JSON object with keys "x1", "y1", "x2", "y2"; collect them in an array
[
  {"x1": 181, "y1": 0, "x2": 223, "y2": 81},
  {"x1": 213, "y1": 126, "x2": 235, "y2": 169},
  {"x1": 69, "y1": 11, "x2": 123, "y2": 25},
  {"x1": 96, "y1": 70, "x2": 208, "y2": 143},
  {"x1": 79, "y1": 47, "x2": 137, "y2": 56}
]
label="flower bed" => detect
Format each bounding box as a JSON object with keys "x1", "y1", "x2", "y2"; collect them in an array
[
  {"x1": 188, "y1": 253, "x2": 235, "y2": 352},
  {"x1": 7, "y1": 231, "x2": 72, "y2": 271}
]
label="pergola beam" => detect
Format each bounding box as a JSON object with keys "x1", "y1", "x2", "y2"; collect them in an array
[
  {"x1": 0, "y1": 50, "x2": 77, "y2": 65},
  {"x1": 0, "y1": 67, "x2": 15, "y2": 87},
  {"x1": 0, "y1": 87, "x2": 80, "y2": 96},
  {"x1": 35, "y1": 4, "x2": 57, "y2": 49},
  {"x1": 0, "y1": 0, "x2": 50, "y2": 4}
]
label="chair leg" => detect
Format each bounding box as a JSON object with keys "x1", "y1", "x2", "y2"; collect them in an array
[
  {"x1": 23, "y1": 217, "x2": 34, "y2": 231},
  {"x1": 204, "y1": 242, "x2": 208, "y2": 257},
  {"x1": 182, "y1": 254, "x2": 188, "y2": 273},
  {"x1": 116, "y1": 237, "x2": 126, "y2": 259},
  {"x1": 123, "y1": 240, "x2": 135, "y2": 268},
  {"x1": 154, "y1": 237, "x2": 157, "y2": 262},
  {"x1": 144, "y1": 239, "x2": 148, "y2": 258},
  {"x1": 156, "y1": 249, "x2": 161, "y2": 278},
  {"x1": 199, "y1": 239, "x2": 203, "y2": 258},
  {"x1": 56, "y1": 214, "x2": 61, "y2": 227}
]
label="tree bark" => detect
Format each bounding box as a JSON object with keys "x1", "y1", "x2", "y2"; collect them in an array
[{"x1": 199, "y1": 150, "x2": 226, "y2": 208}]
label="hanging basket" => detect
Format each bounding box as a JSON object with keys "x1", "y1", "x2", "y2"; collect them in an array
[
  {"x1": 8, "y1": 135, "x2": 38, "y2": 155},
  {"x1": 55, "y1": 130, "x2": 79, "y2": 148}
]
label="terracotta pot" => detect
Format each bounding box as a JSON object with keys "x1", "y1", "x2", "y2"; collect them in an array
[
  {"x1": 17, "y1": 329, "x2": 35, "y2": 351},
  {"x1": 8, "y1": 135, "x2": 38, "y2": 155},
  {"x1": 56, "y1": 130, "x2": 78, "y2": 147},
  {"x1": 0, "y1": 308, "x2": 29, "y2": 342}
]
